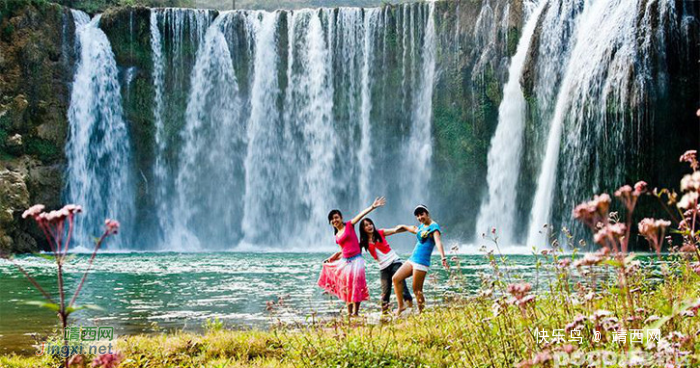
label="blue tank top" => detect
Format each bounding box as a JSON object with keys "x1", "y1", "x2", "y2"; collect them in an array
[{"x1": 408, "y1": 222, "x2": 441, "y2": 267}]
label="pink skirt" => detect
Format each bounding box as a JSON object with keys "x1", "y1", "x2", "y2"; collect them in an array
[{"x1": 317, "y1": 256, "x2": 369, "y2": 303}]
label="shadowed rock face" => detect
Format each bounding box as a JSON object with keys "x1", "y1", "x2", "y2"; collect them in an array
[{"x1": 0, "y1": 3, "x2": 78, "y2": 253}]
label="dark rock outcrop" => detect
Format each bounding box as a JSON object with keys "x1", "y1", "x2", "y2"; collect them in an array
[{"x1": 0, "y1": 1, "x2": 75, "y2": 253}]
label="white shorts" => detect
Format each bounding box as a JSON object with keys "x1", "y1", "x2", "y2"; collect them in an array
[{"x1": 408, "y1": 260, "x2": 429, "y2": 272}]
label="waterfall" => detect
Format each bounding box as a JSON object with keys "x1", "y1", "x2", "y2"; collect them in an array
[
  {"x1": 405, "y1": 2, "x2": 436, "y2": 204},
  {"x1": 358, "y1": 9, "x2": 379, "y2": 206},
  {"x1": 150, "y1": 10, "x2": 168, "y2": 239},
  {"x1": 149, "y1": 8, "x2": 215, "y2": 248},
  {"x1": 475, "y1": 1, "x2": 545, "y2": 245},
  {"x1": 61, "y1": 1, "x2": 693, "y2": 251},
  {"x1": 61, "y1": 3, "x2": 441, "y2": 251},
  {"x1": 287, "y1": 9, "x2": 337, "y2": 242},
  {"x1": 71, "y1": 9, "x2": 90, "y2": 28},
  {"x1": 333, "y1": 8, "x2": 364, "y2": 208},
  {"x1": 241, "y1": 11, "x2": 284, "y2": 245},
  {"x1": 170, "y1": 13, "x2": 244, "y2": 250},
  {"x1": 65, "y1": 11, "x2": 134, "y2": 249},
  {"x1": 526, "y1": 0, "x2": 677, "y2": 247}
]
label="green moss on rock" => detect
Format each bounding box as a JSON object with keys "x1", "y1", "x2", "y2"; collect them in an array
[{"x1": 25, "y1": 137, "x2": 59, "y2": 162}]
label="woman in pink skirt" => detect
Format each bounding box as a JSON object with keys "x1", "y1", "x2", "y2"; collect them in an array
[{"x1": 318, "y1": 197, "x2": 386, "y2": 316}]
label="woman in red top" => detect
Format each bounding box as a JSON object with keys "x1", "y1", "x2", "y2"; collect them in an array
[
  {"x1": 318, "y1": 197, "x2": 385, "y2": 316},
  {"x1": 359, "y1": 218, "x2": 414, "y2": 313}
]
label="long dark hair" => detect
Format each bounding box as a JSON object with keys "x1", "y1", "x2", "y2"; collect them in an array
[
  {"x1": 359, "y1": 218, "x2": 382, "y2": 251},
  {"x1": 328, "y1": 209, "x2": 342, "y2": 234}
]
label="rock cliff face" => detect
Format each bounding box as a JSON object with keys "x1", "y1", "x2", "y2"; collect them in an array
[
  {"x1": 431, "y1": 0, "x2": 521, "y2": 237},
  {"x1": 0, "y1": 2, "x2": 77, "y2": 253}
]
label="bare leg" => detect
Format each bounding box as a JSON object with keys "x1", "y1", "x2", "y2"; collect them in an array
[
  {"x1": 412, "y1": 269, "x2": 427, "y2": 313},
  {"x1": 346, "y1": 303, "x2": 353, "y2": 316},
  {"x1": 403, "y1": 276, "x2": 414, "y2": 309},
  {"x1": 392, "y1": 262, "x2": 413, "y2": 316}
]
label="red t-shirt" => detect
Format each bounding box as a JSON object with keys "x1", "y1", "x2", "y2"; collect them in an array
[
  {"x1": 367, "y1": 229, "x2": 399, "y2": 269},
  {"x1": 336, "y1": 221, "x2": 361, "y2": 258}
]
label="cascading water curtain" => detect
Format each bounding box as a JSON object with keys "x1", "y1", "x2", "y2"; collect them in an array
[
  {"x1": 138, "y1": 5, "x2": 438, "y2": 251},
  {"x1": 64, "y1": 1, "x2": 695, "y2": 251},
  {"x1": 65, "y1": 10, "x2": 134, "y2": 249},
  {"x1": 525, "y1": 0, "x2": 679, "y2": 248}
]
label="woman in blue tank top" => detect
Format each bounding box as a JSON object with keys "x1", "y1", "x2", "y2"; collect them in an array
[{"x1": 392, "y1": 204, "x2": 449, "y2": 315}]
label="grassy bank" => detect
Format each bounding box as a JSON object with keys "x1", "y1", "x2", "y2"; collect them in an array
[{"x1": 2, "y1": 259, "x2": 700, "y2": 367}]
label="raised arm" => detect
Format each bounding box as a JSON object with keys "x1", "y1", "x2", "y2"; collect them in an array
[
  {"x1": 350, "y1": 197, "x2": 386, "y2": 225},
  {"x1": 383, "y1": 224, "x2": 413, "y2": 236},
  {"x1": 434, "y1": 231, "x2": 449, "y2": 270}
]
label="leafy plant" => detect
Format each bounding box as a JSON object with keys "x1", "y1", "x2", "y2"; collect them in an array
[{"x1": 1, "y1": 204, "x2": 120, "y2": 368}]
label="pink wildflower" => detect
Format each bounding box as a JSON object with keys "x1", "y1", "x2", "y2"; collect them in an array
[
  {"x1": 91, "y1": 353, "x2": 123, "y2": 368},
  {"x1": 557, "y1": 258, "x2": 571, "y2": 268},
  {"x1": 593, "y1": 223, "x2": 626, "y2": 246},
  {"x1": 615, "y1": 184, "x2": 640, "y2": 211},
  {"x1": 518, "y1": 294, "x2": 536, "y2": 306},
  {"x1": 591, "y1": 309, "x2": 612, "y2": 321},
  {"x1": 614, "y1": 185, "x2": 633, "y2": 198},
  {"x1": 68, "y1": 354, "x2": 84, "y2": 367},
  {"x1": 678, "y1": 192, "x2": 699, "y2": 210},
  {"x1": 638, "y1": 218, "x2": 672, "y2": 239},
  {"x1": 532, "y1": 351, "x2": 551, "y2": 364},
  {"x1": 681, "y1": 172, "x2": 700, "y2": 192},
  {"x1": 680, "y1": 150, "x2": 698, "y2": 171},
  {"x1": 572, "y1": 194, "x2": 611, "y2": 227},
  {"x1": 516, "y1": 351, "x2": 552, "y2": 368},
  {"x1": 42, "y1": 209, "x2": 69, "y2": 223},
  {"x1": 573, "y1": 249, "x2": 608, "y2": 267},
  {"x1": 679, "y1": 243, "x2": 697, "y2": 253},
  {"x1": 21, "y1": 204, "x2": 45, "y2": 220},
  {"x1": 62, "y1": 204, "x2": 83, "y2": 215},
  {"x1": 105, "y1": 219, "x2": 120, "y2": 235},
  {"x1": 638, "y1": 218, "x2": 672, "y2": 256},
  {"x1": 688, "y1": 299, "x2": 700, "y2": 314},
  {"x1": 507, "y1": 282, "x2": 536, "y2": 308},
  {"x1": 645, "y1": 315, "x2": 660, "y2": 324},
  {"x1": 634, "y1": 181, "x2": 648, "y2": 195},
  {"x1": 564, "y1": 321, "x2": 577, "y2": 333},
  {"x1": 507, "y1": 282, "x2": 532, "y2": 300}
]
